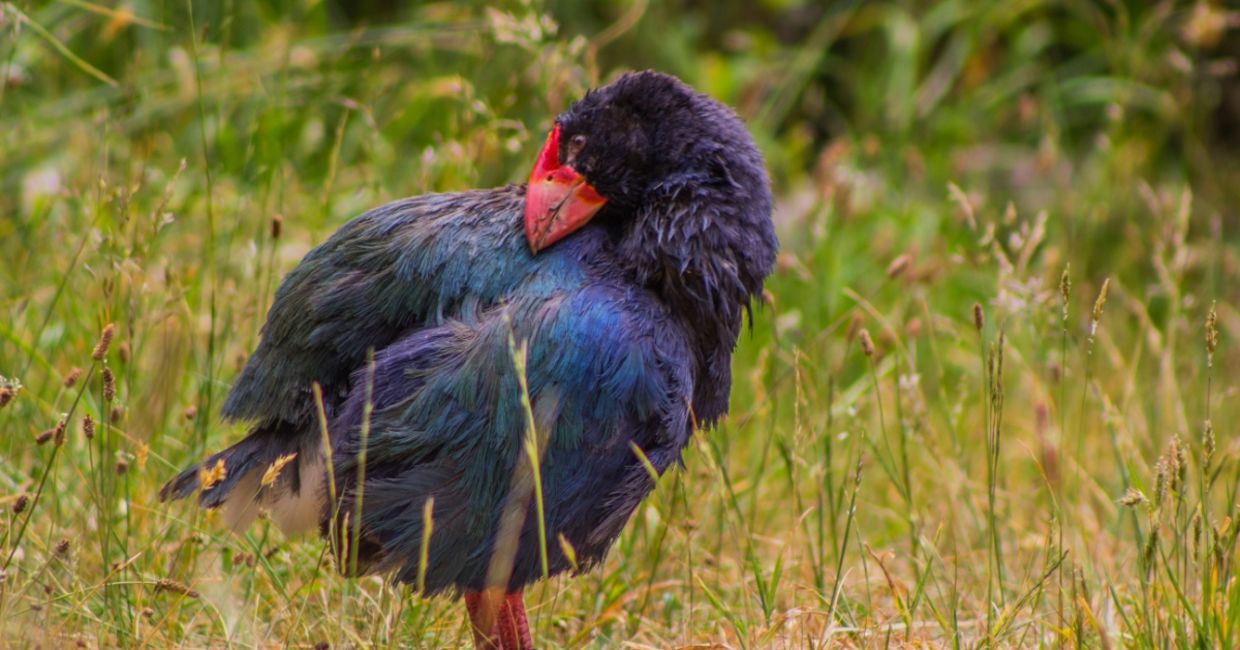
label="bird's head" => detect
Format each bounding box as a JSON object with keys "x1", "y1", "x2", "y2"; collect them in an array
[{"x1": 524, "y1": 70, "x2": 776, "y2": 320}]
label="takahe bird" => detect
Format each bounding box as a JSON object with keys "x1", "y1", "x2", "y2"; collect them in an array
[{"x1": 160, "y1": 70, "x2": 776, "y2": 649}]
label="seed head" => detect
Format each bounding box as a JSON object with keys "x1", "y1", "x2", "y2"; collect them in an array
[
  {"x1": 972, "y1": 303, "x2": 984, "y2": 332},
  {"x1": 82, "y1": 414, "x2": 95, "y2": 440},
  {"x1": 1174, "y1": 435, "x2": 1187, "y2": 493},
  {"x1": 63, "y1": 367, "x2": 81, "y2": 388},
  {"x1": 1204, "y1": 419, "x2": 1215, "y2": 468},
  {"x1": 271, "y1": 214, "x2": 284, "y2": 240},
  {"x1": 1142, "y1": 521, "x2": 1160, "y2": 574},
  {"x1": 261, "y1": 453, "x2": 298, "y2": 488},
  {"x1": 183, "y1": 406, "x2": 197, "y2": 421},
  {"x1": 115, "y1": 457, "x2": 129, "y2": 475},
  {"x1": 1118, "y1": 487, "x2": 1148, "y2": 508},
  {"x1": 198, "y1": 459, "x2": 227, "y2": 491},
  {"x1": 92, "y1": 324, "x2": 115, "y2": 361},
  {"x1": 1155, "y1": 458, "x2": 1168, "y2": 504},
  {"x1": 154, "y1": 578, "x2": 199, "y2": 599},
  {"x1": 35, "y1": 429, "x2": 54, "y2": 445},
  {"x1": 102, "y1": 368, "x2": 116, "y2": 403},
  {"x1": 55, "y1": 538, "x2": 70, "y2": 556},
  {"x1": 885, "y1": 254, "x2": 912, "y2": 280},
  {"x1": 53, "y1": 414, "x2": 68, "y2": 446},
  {"x1": 1206, "y1": 302, "x2": 1218, "y2": 365},
  {"x1": 110, "y1": 405, "x2": 123, "y2": 423},
  {"x1": 12, "y1": 493, "x2": 29, "y2": 514},
  {"x1": 1059, "y1": 264, "x2": 1071, "y2": 321},
  {"x1": 117, "y1": 341, "x2": 131, "y2": 365},
  {"x1": 858, "y1": 329, "x2": 875, "y2": 357},
  {"x1": 1089, "y1": 278, "x2": 1110, "y2": 337}
]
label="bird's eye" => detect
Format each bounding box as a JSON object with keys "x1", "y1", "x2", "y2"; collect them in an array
[{"x1": 568, "y1": 134, "x2": 588, "y2": 157}]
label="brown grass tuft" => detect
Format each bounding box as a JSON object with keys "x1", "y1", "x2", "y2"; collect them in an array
[
  {"x1": 885, "y1": 254, "x2": 912, "y2": 279},
  {"x1": 153, "y1": 579, "x2": 199, "y2": 599},
  {"x1": 63, "y1": 367, "x2": 81, "y2": 388},
  {"x1": 102, "y1": 368, "x2": 115, "y2": 403},
  {"x1": 858, "y1": 328, "x2": 875, "y2": 357},
  {"x1": 92, "y1": 324, "x2": 115, "y2": 361}
]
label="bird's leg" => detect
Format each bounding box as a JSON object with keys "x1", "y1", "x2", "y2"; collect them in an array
[
  {"x1": 464, "y1": 588, "x2": 532, "y2": 650},
  {"x1": 465, "y1": 589, "x2": 500, "y2": 649},
  {"x1": 496, "y1": 590, "x2": 532, "y2": 650}
]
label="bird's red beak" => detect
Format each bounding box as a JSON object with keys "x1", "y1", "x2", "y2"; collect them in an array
[{"x1": 523, "y1": 125, "x2": 607, "y2": 254}]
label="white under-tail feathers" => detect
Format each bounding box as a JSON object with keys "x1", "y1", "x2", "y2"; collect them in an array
[{"x1": 218, "y1": 452, "x2": 326, "y2": 534}]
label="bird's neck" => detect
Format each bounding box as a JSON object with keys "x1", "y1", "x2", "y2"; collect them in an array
[{"x1": 614, "y1": 204, "x2": 762, "y2": 427}]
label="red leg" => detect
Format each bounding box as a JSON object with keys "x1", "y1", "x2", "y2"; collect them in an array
[
  {"x1": 496, "y1": 591, "x2": 532, "y2": 650},
  {"x1": 464, "y1": 589, "x2": 533, "y2": 650},
  {"x1": 465, "y1": 589, "x2": 499, "y2": 649}
]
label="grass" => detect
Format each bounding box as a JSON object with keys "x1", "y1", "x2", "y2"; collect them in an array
[{"x1": 1, "y1": 0, "x2": 1239, "y2": 647}]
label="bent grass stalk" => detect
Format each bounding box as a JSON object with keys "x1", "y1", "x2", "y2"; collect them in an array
[{"x1": 508, "y1": 330, "x2": 549, "y2": 581}]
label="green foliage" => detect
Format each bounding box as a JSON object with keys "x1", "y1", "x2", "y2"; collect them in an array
[{"x1": 1, "y1": 0, "x2": 1237, "y2": 646}]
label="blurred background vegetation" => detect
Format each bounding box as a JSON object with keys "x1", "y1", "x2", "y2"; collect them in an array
[{"x1": 2, "y1": 0, "x2": 1238, "y2": 647}]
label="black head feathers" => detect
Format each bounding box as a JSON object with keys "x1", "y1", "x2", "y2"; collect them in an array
[{"x1": 556, "y1": 71, "x2": 777, "y2": 349}]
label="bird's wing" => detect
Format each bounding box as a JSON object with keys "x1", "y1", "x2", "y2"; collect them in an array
[
  {"x1": 327, "y1": 283, "x2": 694, "y2": 592},
  {"x1": 222, "y1": 187, "x2": 535, "y2": 425}
]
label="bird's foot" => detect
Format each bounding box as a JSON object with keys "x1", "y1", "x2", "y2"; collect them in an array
[{"x1": 465, "y1": 588, "x2": 532, "y2": 650}]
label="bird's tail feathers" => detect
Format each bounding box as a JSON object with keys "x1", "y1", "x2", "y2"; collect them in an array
[{"x1": 158, "y1": 421, "x2": 325, "y2": 534}]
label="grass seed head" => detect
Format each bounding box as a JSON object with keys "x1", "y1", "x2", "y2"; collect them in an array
[
  {"x1": 885, "y1": 254, "x2": 912, "y2": 280},
  {"x1": 271, "y1": 214, "x2": 284, "y2": 240},
  {"x1": 972, "y1": 302, "x2": 984, "y2": 332},
  {"x1": 0, "y1": 376, "x2": 22, "y2": 408},
  {"x1": 117, "y1": 341, "x2": 130, "y2": 365},
  {"x1": 199, "y1": 459, "x2": 227, "y2": 491},
  {"x1": 1089, "y1": 278, "x2": 1110, "y2": 336},
  {"x1": 1142, "y1": 521, "x2": 1160, "y2": 575},
  {"x1": 35, "y1": 428, "x2": 54, "y2": 445},
  {"x1": 1203, "y1": 418, "x2": 1215, "y2": 463},
  {"x1": 53, "y1": 414, "x2": 67, "y2": 446},
  {"x1": 859, "y1": 328, "x2": 875, "y2": 357},
  {"x1": 55, "y1": 538, "x2": 70, "y2": 556},
  {"x1": 1059, "y1": 264, "x2": 1071, "y2": 318},
  {"x1": 261, "y1": 452, "x2": 298, "y2": 487},
  {"x1": 63, "y1": 367, "x2": 81, "y2": 388},
  {"x1": 92, "y1": 323, "x2": 115, "y2": 360},
  {"x1": 154, "y1": 578, "x2": 199, "y2": 599},
  {"x1": 1206, "y1": 301, "x2": 1218, "y2": 364},
  {"x1": 82, "y1": 414, "x2": 95, "y2": 440},
  {"x1": 1172, "y1": 435, "x2": 1187, "y2": 494},
  {"x1": 12, "y1": 493, "x2": 29, "y2": 514},
  {"x1": 102, "y1": 367, "x2": 115, "y2": 403},
  {"x1": 1118, "y1": 487, "x2": 1148, "y2": 508}
]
